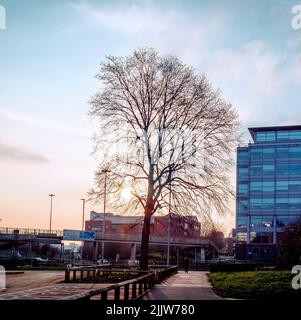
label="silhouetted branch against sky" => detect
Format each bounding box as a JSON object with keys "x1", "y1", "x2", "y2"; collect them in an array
[{"x1": 89, "y1": 48, "x2": 240, "y2": 219}]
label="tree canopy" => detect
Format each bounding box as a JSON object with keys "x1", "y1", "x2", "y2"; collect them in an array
[{"x1": 89, "y1": 48, "x2": 240, "y2": 269}]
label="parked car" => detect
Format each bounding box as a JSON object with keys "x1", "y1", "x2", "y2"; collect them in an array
[
  {"x1": 96, "y1": 258, "x2": 110, "y2": 265},
  {"x1": 128, "y1": 260, "x2": 139, "y2": 267},
  {"x1": 32, "y1": 257, "x2": 48, "y2": 266}
]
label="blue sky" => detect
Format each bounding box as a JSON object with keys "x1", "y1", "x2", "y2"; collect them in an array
[{"x1": 0, "y1": 0, "x2": 301, "y2": 233}]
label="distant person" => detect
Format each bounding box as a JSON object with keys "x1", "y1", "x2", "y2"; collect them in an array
[{"x1": 183, "y1": 257, "x2": 190, "y2": 273}]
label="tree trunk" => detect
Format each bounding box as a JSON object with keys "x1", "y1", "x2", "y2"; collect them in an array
[{"x1": 140, "y1": 209, "x2": 152, "y2": 270}]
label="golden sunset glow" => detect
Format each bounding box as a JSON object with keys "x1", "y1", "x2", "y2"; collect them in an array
[{"x1": 120, "y1": 186, "x2": 133, "y2": 202}]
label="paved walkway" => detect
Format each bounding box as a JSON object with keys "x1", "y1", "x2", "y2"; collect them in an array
[
  {"x1": 0, "y1": 283, "x2": 111, "y2": 300},
  {"x1": 143, "y1": 271, "x2": 223, "y2": 300}
]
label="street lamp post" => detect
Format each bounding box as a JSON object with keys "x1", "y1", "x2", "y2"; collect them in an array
[
  {"x1": 101, "y1": 169, "x2": 109, "y2": 262},
  {"x1": 49, "y1": 194, "x2": 55, "y2": 232},
  {"x1": 167, "y1": 182, "x2": 172, "y2": 267},
  {"x1": 80, "y1": 198, "x2": 86, "y2": 261},
  {"x1": 80, "y1": 198, "x2": 86, "y2": 230}
]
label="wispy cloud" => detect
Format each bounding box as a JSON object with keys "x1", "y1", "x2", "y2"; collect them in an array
[
  {"x1": 202, "y1": 41, "x2": 288, "y2": 95},
  {"x1": 287, "y1": 34, "x2": 301, "y2": 49},
  {"x1": 69, "y1": 0, "x2": 301, "y2": 134},
  {"x1": 0, "y1": 108, "x2": 89, "y2": 137},
  {"x1": 70, "y1": 0, "x2": 224, "y2": 61},
  {"x1": 0, "y1": 143, "x2": 49, "y2": 163}
]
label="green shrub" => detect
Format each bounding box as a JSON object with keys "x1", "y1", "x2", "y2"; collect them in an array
[{"x1": 208, "y1": 271, "x2": 301, "y2": 299}]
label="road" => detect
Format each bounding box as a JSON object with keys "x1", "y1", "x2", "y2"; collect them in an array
[
  {"x1": 0, "y1": 270, "x2": 113, "y2": 300},
  {"x1": 1, "y1": 270, "x2": 65, "y2": 295}
]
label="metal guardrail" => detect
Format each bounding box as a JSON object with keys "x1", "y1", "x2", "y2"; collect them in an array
[{"x1": 68, "y1": 265, "x2": 178, "y2": 300}]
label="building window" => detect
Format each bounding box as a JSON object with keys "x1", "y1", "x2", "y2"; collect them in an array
[
  {"x1": 236, "y1": 232, "x2": 247, "y2": 243},
  {"x1": 262, "y1": 147, "x2": 275, "y2": 159},
  {"x1": 238, "y1": 199, "x2": 248, "y2": 211},
  {"x1": 256, "y1": 131, "x2": 276, "y2": 142},
  {"x1": 238, "y1": 151, "x2": 249, "y2": 163},
  {"x1": 289, "y1": 180, "x2": 301, "y2": 192},
  {"x1": 238, "y1": 167, "x2": 249, "y2": 179},
  {"x1": 250, "y1": 198, "x2": 274, "y2": 210},
  {"x1": 290, "y1": 131, "x2": 301, "y2": 140},
  {"x1": 277, "y1": 131, "x2": 289, "y2": 141},
  {"x1": 277, "y1": 215, "x2": 301, "y2": 227},
  {"x1": 276, "y1": 198, "x2": 289, "y2": 210},
  {"x1": 250, "y1": 215, "x2": 273, "y2": 228},
  {"x1": 250, "y1": 232, "x2": 273, "y2": 244},
  {"x1": 250, "y1": 181, "x2": 274, "y2": 192},
  {"x1": 289, "y1": 147, "x2": 301, "y2": 159},
  {"x1": 250, "y1": 182, "x2": 262, "y2": 192},
  {"x1": 250, "y1": 148, "x2": 262, "y2": 160},
  {"x1": 263, "y1": 165, "x2": 275, "y2": 176},
  {"x1": 250, "y1": 165, "x2": 262, "y2": 176},
  {"x1": 277, "y1": 130, "x2": 301, "y2": 141},
  {"x1": 238, "y1": 184, "x2": 248, "y2": 195},
  {"x1": 250, "y1": 198, "x2": 262, "y2": 209},
  {"x1": 277, "y1": 147, "x2": 289, "y2": 159},
  {"x1": 262, "y1": 181, "x2": 275, "y2": 192},
  {"x1": 276, "y1": 181, "x2": 288, "y2": 191},
  {"x1": 289, "y1": 164, "x2": 301, "y2": 176},
  {"x1": 276, "y1": 164, "x2": 289, "y2": 176},
  {"x1": 237, "y1": 216, "x2": 248, "y2": 228}
]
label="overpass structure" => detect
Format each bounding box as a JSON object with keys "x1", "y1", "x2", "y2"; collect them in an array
[{"x1": 0, "y1": 227, "x2": 220, "y2": 257}]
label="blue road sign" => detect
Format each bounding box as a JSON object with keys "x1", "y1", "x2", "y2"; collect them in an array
[{"x1": 63, "y1": 229, "x2": 96, "y2": 241}]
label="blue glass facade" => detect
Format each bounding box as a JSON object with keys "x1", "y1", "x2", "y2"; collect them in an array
[{"x1": 236, "y1": 126, "x2": 301, "y2": 260}]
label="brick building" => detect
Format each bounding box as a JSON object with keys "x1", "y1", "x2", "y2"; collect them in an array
[{"x1": 85, "y1": 211, "x2": 201, "y2": 240}]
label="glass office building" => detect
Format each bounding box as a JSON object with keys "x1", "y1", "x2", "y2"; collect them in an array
[{"x1": 236, "y1": 126, "x2": 301, "y2": 260}]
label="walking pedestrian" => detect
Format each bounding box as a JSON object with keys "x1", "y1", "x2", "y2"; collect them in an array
[{"x1": 183, "y1": 257, "x2": 190, "y2": 273}]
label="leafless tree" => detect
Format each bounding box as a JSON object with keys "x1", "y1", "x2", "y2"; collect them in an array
[{"x1": 89, "y1": 48, "x2": 240, "y2": 270}]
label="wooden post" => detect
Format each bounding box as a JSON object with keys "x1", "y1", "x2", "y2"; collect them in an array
[
  {"x1": 114, "y1": 287, "x2": 120, "y2": 300},
  {"x1": 72, "y1": 270, "x2": 76, "y2": 281},
  {"x1": 124, "y1": 284, "x2": 129, "y2": 300},
  {"x1": 101, "y1": 291, "x2": 108, "y2": 300},
  {"x1": 132, "y1": 283, "x2": 136, "y2": 299},
  {"x1": 65, "y1": 269, "x2": 70, "y2": 282}
]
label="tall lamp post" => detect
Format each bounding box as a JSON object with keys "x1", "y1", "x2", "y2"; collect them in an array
[
  {"x1": 101, "y1": 169, "x2": 109, "y2": 262},
  {"x1": 80, "y1": 198, "x2": 86, "y2": 261},
  {"x1": 167, "y1": 181, "x2": 172, "y2": 267},
  {"x1": 80, "y1": 198, "x2": 86, "y2": 230},
  {"x1": 49, "y1": 194, "x2": 55, "y2": 232}
]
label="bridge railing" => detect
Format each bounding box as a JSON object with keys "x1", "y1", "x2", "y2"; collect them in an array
[
  {"x1": 0, "y1": 227, "x2": 63, "y2": 237},
  {"x1": 68, "y1": 266, "x2": 178, "y2": 300},
  {"x1": 0, "y1": 227, "x2": 220, "y2": 252},
  {"x1": 98, "y1": 232, "x2": 212, "y2": 245}
]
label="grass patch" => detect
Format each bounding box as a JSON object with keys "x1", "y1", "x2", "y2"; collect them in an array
[{"x1": 208, "y1": 271, "x2": 301, "y2": 299}]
